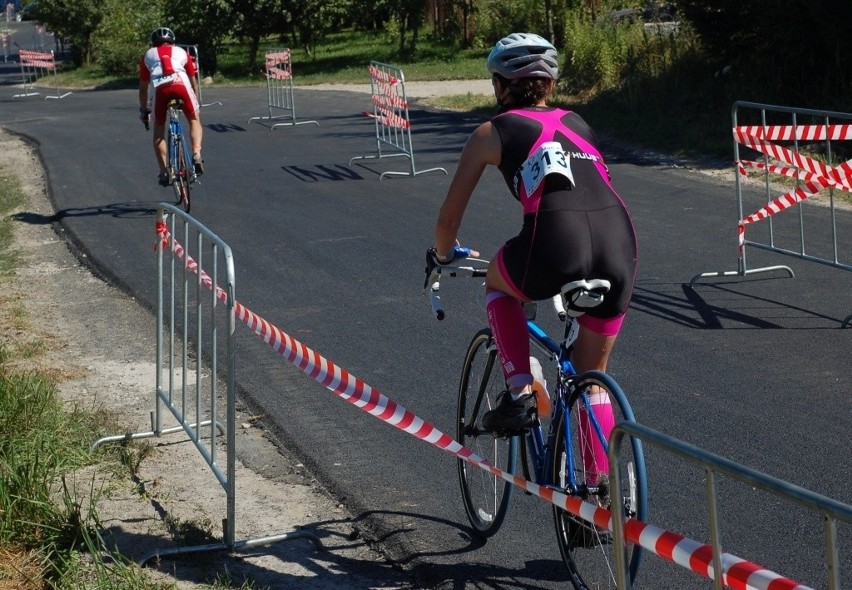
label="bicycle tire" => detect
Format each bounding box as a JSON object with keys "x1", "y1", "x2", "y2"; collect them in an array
[
  {"x1": 551, "y1": 370, "x2": 648, "y2": 590},
  {"x1": 456, "y1": 328, "x2": 517, "y2": 537},
  {"x1": 174, "y1": 135, "x2": 191, "y2": 213}
]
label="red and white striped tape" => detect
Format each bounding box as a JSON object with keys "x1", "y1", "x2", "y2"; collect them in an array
[
  {"x1": 369, "y1": 64, "x2": 400, "y2": 87},
  {"x1": 264, "y1": 50, "x2": 292, "y2": 81},
  {"x1": 266, "y1": 50, "x2": 291, "y2": 63},
  {"x1": 363, "y1": 107, "x2": 410, "y2": 130},
  {"x1": 735, "y1": 124, "x2": 852, "y2": 142},
  {"x1": 19, "y1": 49, "x2": 56, "y2": 71},
  {"x1": 372, "y1": 91, "x2": 407, "y2": 110},
  {"x1": 733, "y1": 125, "x2": 852, "y2": 253},
  {"x1": 154, "y1": 219, "x2": 814, "y2": 590},
  {"x1": 266, "y1": 66, "x2": 291, "y2": 81},
  {"x1": 369, "y1": 64, "x2": 408, "y2": 111}
]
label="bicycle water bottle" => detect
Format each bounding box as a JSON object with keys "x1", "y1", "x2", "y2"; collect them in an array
[{"x1": 529, "y1": 356, "x2": 552, "y2": 416}]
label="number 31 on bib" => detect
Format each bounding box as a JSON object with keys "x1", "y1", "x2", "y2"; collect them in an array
[{"x1": 514, "y1": 141, "x2": 575, "y2": 199}]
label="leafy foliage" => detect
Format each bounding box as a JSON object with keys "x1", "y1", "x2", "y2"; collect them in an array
[
  {"x1": 161, "y1": 0, "x2": 231, "y2": 74},
  {"x1": 30, "y1": 0, "x2": 852, "y2": 118},
  {"x1": 33, "y1": 0, "x2": 102, "y2": 65},
  {"x1": 677, "y1": 0, "x2": 852, "y2": 111},
  {"x1": 231, "y1": 0, "x2": 285, "y2": 72},
  {"x1": 92, "y1": 0, "x2": 163, "y2": 76}
]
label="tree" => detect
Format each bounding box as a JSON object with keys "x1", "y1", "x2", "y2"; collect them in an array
[
  {"x1": 93, "y1": 0, "x2": 162, "y2": 76},
  {"x1": 280, "y1": 0, "x2": 349, "y2": 58},
  {"x1": 162, "y1": 0, "x2": 232, "y2": 75},
  {"x1": 677, "y1": 0, "x2": 852, "y2": 109},
  {"x1": 34, "y1": 0, "x2": 103, "y2": 66},
  {"x1": 231, "y1": 0, "x2": 286, "y2": 72}
]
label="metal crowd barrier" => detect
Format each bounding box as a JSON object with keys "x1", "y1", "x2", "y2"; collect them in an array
[
  {"x1": 93, "y1": 204, "x2": 320, "y2": 564},
  {"x1": 13, "y1": 48, "x2": 70, "y2": 99},
  {"x1": 126, "y1": 207, "x2": 839, "y2": 589},
  {"x1": 690, "y1": 101, "x2": 852, "y2": 326},
  {"x1": 179, "y1": 44, "x2": 221, "y2": 108},
  {"x1": 248, "y1": 47, "x2": 317, "y2": 130},
  {"x1": 610, "y1": 422, "x2": 852, "y2": 589},
  {"x1": 349, "y1": 61, "x2": 447, "y2": 179}
]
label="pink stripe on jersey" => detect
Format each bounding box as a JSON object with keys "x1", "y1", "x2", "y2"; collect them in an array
[{"x1": 511, "y1": 109, "x2": 612, "y2": 187}]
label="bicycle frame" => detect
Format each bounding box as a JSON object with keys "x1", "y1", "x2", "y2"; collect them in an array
[
  {"x1": 525, "y1": 314, "x2": 603, "y2": 496},
  {"x1": 167, "y1": 106, "x2": 194, "y2": 183},
  {"x1": 426, "y1": 258, "x2": 616, "y2": 494},
  {"x1": 430, "y1": 255, "x2": 648, "y2": 586}
]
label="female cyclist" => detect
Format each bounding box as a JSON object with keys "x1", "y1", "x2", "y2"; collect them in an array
[{"x1": 430, "y1": 32, "x2": 638, "y2": 481}]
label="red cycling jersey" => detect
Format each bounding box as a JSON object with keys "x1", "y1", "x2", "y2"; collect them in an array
[{"x1": 139, "y1": 45, "x2": 200, "y2": 126}]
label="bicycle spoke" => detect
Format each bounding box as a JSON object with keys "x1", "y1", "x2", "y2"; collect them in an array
[
  {"x1": 457, "y1": 329, "x2": 517, "y2": 537},
  {"x1": 552, "y1": 371, "x2": 648, "y2": 590}
]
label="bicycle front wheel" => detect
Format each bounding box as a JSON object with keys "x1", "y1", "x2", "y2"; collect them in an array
[
  {"x1": 456, "y1": 328, "x2": 517, "y2": 537},
  {"x1": 552, "y1": 370, "x2": 648, "y2": 590},
  {"x1": 174, "y1": 136, "x2": 191, "y2": 213}
]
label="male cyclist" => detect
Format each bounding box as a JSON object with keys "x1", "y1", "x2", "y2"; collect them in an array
[
  {"x1": 139, "y1": 27, "x2": 204, "y2": 187},
  {"x1": 430, "y1": 33, "x2": 638, "y2": 482}
]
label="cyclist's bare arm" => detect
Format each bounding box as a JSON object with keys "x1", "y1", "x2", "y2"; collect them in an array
[{"x1": 435, "y1": 122, "x2": 501, "y2": 258}]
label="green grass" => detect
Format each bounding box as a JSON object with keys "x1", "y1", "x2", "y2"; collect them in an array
[
  {"x1": 216, "y1": 30, "x2": 491, "y2": 85},
  {"x1": 0, "y1": 165, "x2": 25, "y2": 273},
  {"x1": 53, "y1": 29, "x2": 491, "y2": 89},
  {"x1": 0, "y1": 163, "x2": 179, "y2": 589}
]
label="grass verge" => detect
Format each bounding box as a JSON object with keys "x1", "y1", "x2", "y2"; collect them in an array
[{"x1": 0, "y1": 164, "x2": 179, "y2": 589}]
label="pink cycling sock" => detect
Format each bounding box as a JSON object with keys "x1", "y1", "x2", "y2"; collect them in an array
[
  {"x1": 485, "y1": 291, "x2": 531, "y2": 391},
  {"x1": 578, "y1": 390, "x2": 615, "y2": 485}
]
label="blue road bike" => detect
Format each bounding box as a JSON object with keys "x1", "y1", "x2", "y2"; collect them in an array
[
  {"x1": 165, "y1": 99, "x2": 196, "y2": 213},
  {"x1": 426, "y1": 253, "x2": 648, "y2": 589}
]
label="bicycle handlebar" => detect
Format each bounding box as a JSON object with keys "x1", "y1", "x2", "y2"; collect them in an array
[
  {"x1": 424, "y1": 252, "x2": 574, "y2": 324},
  {"x1": 423, "y1": 248, "x2": 488, "y2": 321}
]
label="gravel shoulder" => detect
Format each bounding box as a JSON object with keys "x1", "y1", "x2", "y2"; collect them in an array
[{"x1": 1, "y1": 127, "x2": 420, "y2": 589}]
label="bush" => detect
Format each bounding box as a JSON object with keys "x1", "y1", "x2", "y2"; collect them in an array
[
  {"x1": 93, "y1": 0, "x2": 162, "y2": 76},
  {"x1": 475, "y1": 0, "x2": 549, "y2": 47}
]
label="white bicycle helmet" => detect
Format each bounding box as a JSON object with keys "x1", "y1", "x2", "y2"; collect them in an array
[
  {"x1": 151, "y1": 27, "x2": 176, "y2": 47},
  {"x1": 486, "y1": 32, "x2": 558, "y2": 80}
]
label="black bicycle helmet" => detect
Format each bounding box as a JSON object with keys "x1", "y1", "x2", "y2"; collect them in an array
[
  {"x1": 486, "y1": 32, "x2": 558, "y2": 80},
  {"x1": 151, "y1": 27, "x2": 176, "y2": 47}
]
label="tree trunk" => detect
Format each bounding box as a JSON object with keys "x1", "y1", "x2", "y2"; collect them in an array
[
  {"x1": 545, "y1": 0, "x2": 554, "y2": 43},
  {"x1": 248, "y1": 34, "x2": 260, "y2": 73}
]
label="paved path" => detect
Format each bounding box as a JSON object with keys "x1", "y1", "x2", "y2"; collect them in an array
[
  {"x1": 1, "y1": 21, "x2": 850, "y2": 589},
  {"x1": 301, "y1": 79, "x2": 493, "y2": 98}
]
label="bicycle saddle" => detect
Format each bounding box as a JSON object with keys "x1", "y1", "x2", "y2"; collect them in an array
[{"x1": 560, "y1": 279, "x2": 611, "y2": 317}]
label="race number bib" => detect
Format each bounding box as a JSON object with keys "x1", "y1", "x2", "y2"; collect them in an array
[
  {"x1": 152, "y1": 73, "x2": 176, "y2": 87},
  {"x1": 515, "y1": 142, "x2": 575, "y2": 199}
]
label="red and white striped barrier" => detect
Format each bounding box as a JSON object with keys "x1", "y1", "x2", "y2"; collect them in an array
[
  {"x1": 733, "y1": 123, "x2": 852, "y2": 254},
  {"x1": 13, "y1": 48, "x2": 71, "y2": 99},
  {"x1": 248, "y1": 47, "x2": 316, "y2": 130},
  {"x1": 691, "y1": 102, "x2": 852, "y2": 327},
  {"x1": 349, "y1": 60, "x2": 446, "y2": 179},
  {"x1": 154, "y1": 218, "x2": 814, "y2": 589}
]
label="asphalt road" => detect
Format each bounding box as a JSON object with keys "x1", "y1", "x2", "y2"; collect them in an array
[{"x1": 2, "y1": 22, "x2": 851, "y2": 590}]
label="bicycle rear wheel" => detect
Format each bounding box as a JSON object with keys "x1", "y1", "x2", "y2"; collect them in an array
[
  {"x1": 456, "y1": 328, "x2": 517, "y2": 537},
  {"x1": 174, "y1": 135, "x2": 191, "y2": 213},
  {"x1": 552, "y1": 370, "x2": 648, "y2": 590}
]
